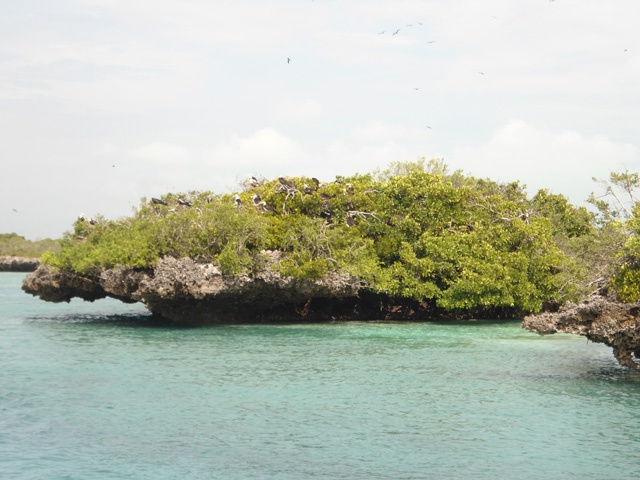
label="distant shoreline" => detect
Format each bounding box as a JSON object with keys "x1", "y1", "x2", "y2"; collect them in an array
[{"x1": 0, "y1": 256, "x2": 40, "y2": 272}]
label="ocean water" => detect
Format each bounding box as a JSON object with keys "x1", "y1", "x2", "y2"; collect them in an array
[{"x1": 1, "y1": 272, "x2": 640, "y2": 480}]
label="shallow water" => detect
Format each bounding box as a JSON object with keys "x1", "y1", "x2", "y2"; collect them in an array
[{"x1": 2, "y1": 272, "x2": 640, "y2": 479}]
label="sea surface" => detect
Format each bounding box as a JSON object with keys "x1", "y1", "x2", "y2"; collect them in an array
[{"x1": 2, "y1": 272, "x2": 640, "y2": 479}]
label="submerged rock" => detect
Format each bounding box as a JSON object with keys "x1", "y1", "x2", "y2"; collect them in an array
[{"x1": 522, "y1": 297, "x2": 640, "y2": 368}]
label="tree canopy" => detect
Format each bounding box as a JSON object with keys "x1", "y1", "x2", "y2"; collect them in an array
[{"x1": 41, "y1": 162, "x2": 640, "y2": 314}]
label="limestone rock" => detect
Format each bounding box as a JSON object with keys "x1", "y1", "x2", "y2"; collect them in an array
[
  {"x1": 0, "y1": 256, "x2": 40, "y2": 272},
  {"x1": 522, "y1": 297, "x2": 640, "y2": 368},
  {"x1": 22, "y1": 256, "x2": 367, "y2": 325}
]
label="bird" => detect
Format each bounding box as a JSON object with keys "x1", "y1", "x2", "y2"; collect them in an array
[
  {"x1": 426, "y1": 125, "x2": 432, "y2": 130},
  {"x1": 257, "y1": 200, "x2": 277, "y2": 214},
  {"x1": 11, "y1": 208, "x2": 17, "y2": 213},
  {"x1": 378, "y1": 30, "x2": 385, "y2": 35},
  {"x1": 287, "y1": 57, "x2": 291, "y2": 64},
  {"x1": 151, "y1": 197, "x2": 167, "y2": 206},
  {"x1": 303, "y1": 184, "x2": 314, "y2": 194},
  {"x1": 78, "y1": 214, "x2": 86, "y2": 222},
  {"x1": 248, "y1": 175, "x2": 260, "y2": 187},
  {"x1": 252, "y1": 193, "x2": 262, "y2": 205},
  {"x1": 479, "y1": 71, "x2": 485, "y2": 75},
  {"x1": 234, "y1": 194, "x2": 242, "y2": 206},
  {"x1": 278, "y1": 177, "x2": 296, "y2": 189},
  {"x1": 311, "y1": 177, "x2": 320, "y2": 187},
  {"x1": 177, "y1": 198, "x2": 192, "y2": 207},
  {"x1": 345, "y1": 183, "x2": 354, "y2": 196},
  {"x1": 89, "y1": 218, "x2": 98, "y2": 225},
  {"x1": 392, "y1": 29, "x2": 400, "y2": 36}
]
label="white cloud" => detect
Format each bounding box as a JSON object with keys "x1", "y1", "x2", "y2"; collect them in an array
[
  {"x1": 451, "y1": 120, "x2": 640, "y2": 203},
  {"x1": 207, "y1": 128, "x2": 307, "y2": 171}
]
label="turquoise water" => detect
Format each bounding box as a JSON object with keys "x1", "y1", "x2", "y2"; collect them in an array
[{"x1": 2, "y1": 273, "x2": 640, "y2": 479}]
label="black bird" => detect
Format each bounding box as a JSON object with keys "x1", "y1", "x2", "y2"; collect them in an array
[
  {"x1": 287, "y1": 57, "x2": 291, "y2": 64},
  {"x1": 177, "y1": 198, "x2": 192, "y2": 207},
  {"x1": 252, "y1": 193, "x2": 262, "y2": 205},
  {"x1": 392, "y1": 29, "x2": 400, "y2": 36},
  {"x1": 12, "y1": 208, "x2": 17, "y2": 213},
  {"x1": 279, "y1": 177, "x2": 296, "y2": 189},
  {"x1": 151, "y1": 197, "x2": 168, "y2": 206},
  {"x1": 311, "y1": 177, "x2": 320, "y2": 187},
  {"x1": 89, "y1": 218, "x2": 98, "y2": 225},
  {"x1": 234, "y1": 194, "x2": 242, "y2": 206},
  {"x1": 257, "y1": 201, "x2": 277, "y2": 214}
]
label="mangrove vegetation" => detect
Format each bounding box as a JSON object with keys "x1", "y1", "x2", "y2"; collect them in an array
[{"x1": 39, "y1": 160, "x2": 640, "y2": 315}]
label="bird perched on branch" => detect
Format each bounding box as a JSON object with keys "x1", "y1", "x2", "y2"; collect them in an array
[{"x1": 278, "y1": 177, "x2": 296, "y2": 189}]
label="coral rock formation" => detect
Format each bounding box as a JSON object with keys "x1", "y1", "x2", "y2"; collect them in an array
[{"x1": 522, "y1": 297, "x2": 640, "y2": 368}]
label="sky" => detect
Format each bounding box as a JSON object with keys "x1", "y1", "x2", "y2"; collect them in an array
[{"x1": 1, "y1": 0, "x2": 639, "y2": 240}]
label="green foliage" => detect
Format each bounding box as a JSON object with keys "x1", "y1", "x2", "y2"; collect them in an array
[
  {"x1": 43, "y1": 161, "x2": 607, "y2": 314},
  {"x1": 0, "y1": 233, "x2": 60, "y2": 258}
]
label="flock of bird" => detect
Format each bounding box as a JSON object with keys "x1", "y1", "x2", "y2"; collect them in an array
[{"x1": 120, "y1": 175, "x2": 363, "y2": 228}]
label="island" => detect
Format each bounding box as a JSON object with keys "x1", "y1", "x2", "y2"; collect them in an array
[
  {"x1": 20, "y1": 161, "x2": 640, "y2": 367},
  {"x1": 0, "y1": 256, "x2": 40, "y2": 272}
]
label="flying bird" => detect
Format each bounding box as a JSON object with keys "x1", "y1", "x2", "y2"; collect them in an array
[
  {"x1": 12, "y1": 208, "x2": 18, "y2": 213},
  {"x1": 287, "y1": 57, "x2": 291, "y2": 64},
  {"x1": 392, "y1": 29, "x2": 400, "y2": 36}
]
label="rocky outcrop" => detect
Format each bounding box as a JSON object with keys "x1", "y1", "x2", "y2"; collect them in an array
[
  {"x1": 0, "y1": 256, "x2": 40, "y2": 272},
  {"x1": 22, "y1": 256, "x2": 399, "y2": 325},
  {"x1": 522, "y1": 297, "x2": 640, "y2": 368}
]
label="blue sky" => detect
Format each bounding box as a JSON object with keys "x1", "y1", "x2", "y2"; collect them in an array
[{"x1": 1, "y1": 0, "x2": 639, "y2": 239}]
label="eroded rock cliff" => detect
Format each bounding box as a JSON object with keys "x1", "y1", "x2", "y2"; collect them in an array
[
  {"x1": 522, "y1": 297, "x2": 640, "y2": 368},
  {"x1": 22, "y1": 256, "x2": 409, "y2": 325}
]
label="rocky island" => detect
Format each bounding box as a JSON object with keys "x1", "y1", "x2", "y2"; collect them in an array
[
  {"x1": 523, "y1": 297, "x2": 640, "y2": 368},
  {"x1": 19, "y1": 164, "x2": 640, "y2": 367},
  {"x1": 0, "y1": 256, "x2": 40, "y2": 272}
]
